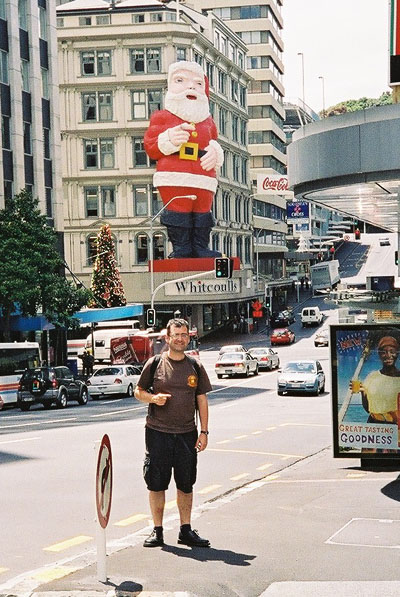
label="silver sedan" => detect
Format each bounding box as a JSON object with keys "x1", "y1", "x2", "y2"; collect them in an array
[
  {"x1": 87, "y1": 365, "x2": 141, "y2": 399},
  {"x1": 248, "y1": 347, "x2": 280, "y2": 370},
  {"x1": 215, "y1": 352, "x2": 259, "y2": 378}
]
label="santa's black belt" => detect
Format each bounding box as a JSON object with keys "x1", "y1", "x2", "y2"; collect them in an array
[{"x1": 174, "y1": 142, "x2": 207, "y2": 161}]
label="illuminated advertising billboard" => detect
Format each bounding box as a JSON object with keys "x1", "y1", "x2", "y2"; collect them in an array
[
  {"x1": 331, "y1": 324, "x2": 400, "y2": 459},
  {"x1": 287, "y1": 201, "x2": 309, "y2": 223}
]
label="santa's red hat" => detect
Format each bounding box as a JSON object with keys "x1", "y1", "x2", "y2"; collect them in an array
[{"x1": 167, "y1": 61, "x2": 209, "y2": 97}]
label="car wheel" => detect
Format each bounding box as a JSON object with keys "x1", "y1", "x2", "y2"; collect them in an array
[
  {"x1": 320, "y1": 383, "x2": 325, "y2": 394},
  {"x1": 292, "y1": 336, "x2": 296, "y2": 343},
  {"x1": 217, "y1": 374, "x2": 222, "y2": 379},
  {"x1": 277, "y1": 390, "x2": 284, "y2": 396},
  {"x1": 245, "y1": 367, "x2": 250, "y2": 378},
  {"x1": 19, "y1": 402, "x2": 30, "y2": 411},
  {"x1": 126, "y1": 384, "x2": 134, "y2": 398},
  {"x1": 276, "y1": 360, "x2": 280, "y2": 369},
  {"x1": 78, "y1": 388, "x2": 88, "y2": 405},
  {"x1": 56, "y1": 391, "x2": 68, "y2": 409},
  {"x1": 42, "y1": 402, "x2": 52, "y2": 410},
  {"x1": 312, "y1": 386, "x2": 319, "y2": 396},
  {"x1": 254, "y1": 365, "x2": 259, "y2": 376}
]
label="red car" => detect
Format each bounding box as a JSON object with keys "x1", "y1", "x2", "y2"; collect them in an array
[{"x1": 270, "y1": 327, "x2": 295, "y2": 346}]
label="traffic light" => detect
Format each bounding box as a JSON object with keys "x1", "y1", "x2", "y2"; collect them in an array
[
  {"x1": 395, "y1": 251, "x2": 399, "y2": 266},
  {"x1": 215, "y1": 257, "x2": 233, "y2": 279},
  {"x1": 146, "y1": 308, "x2": 156, "y2": 327},
  {"x1": 265, "y1": 296, "x2": 271, "y2": 310}
]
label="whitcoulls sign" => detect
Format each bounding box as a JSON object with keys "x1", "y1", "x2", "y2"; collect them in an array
[{"x1": 256, "y1": 173, "x2": 290, "y2": 195}]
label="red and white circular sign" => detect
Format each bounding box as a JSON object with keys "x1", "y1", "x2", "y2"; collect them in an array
[{"x1": 96, "y1": 434, "x2": 113, "y2": 529}]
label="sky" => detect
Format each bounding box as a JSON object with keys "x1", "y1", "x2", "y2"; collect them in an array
[{"x1": 282, "y1": 0, "x2": 391, "y2": 113}]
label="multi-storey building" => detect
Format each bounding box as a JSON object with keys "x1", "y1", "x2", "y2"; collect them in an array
[
  {"x1": 0, "y1": 0, "x2": 62, "y2": 233},
  {"x1": 57, "y1": 0, "x2": 257, "y2": 334},
  {"x1": 190, "y1": 0, "x2": 288, "y2": 286}
]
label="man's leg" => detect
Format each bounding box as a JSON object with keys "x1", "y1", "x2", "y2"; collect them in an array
[
  {"x1": 176, "y1": 489, "x2": 192, "y2": 525},
  {"x1": 149, "y1": 490, "x2": 166, "y2": 527}
]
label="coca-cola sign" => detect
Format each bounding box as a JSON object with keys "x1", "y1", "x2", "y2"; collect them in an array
[{"x1": 257, "y1": 173, "x2": 291, "y2": 195}]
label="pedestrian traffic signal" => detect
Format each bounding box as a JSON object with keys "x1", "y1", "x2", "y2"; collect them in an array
[
  {"x1": 215, "y1": 257, "x2": 233, "y2": 279},
  {"x1": 146, "y1": 308, "x2": 156, "y2": 327},
  {"x1": 395, "y1": 250, "x2": 399, "y2": 266}
]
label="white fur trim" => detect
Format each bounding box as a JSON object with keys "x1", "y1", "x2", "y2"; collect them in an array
[
  {"x1": 154, "y1": 171, "x2": 218, "y2": 192},
  {"x1": 158, "y1": 129, "x2": 180, "y2": 155},
  {"x1": 208, "y1": 140, "x2": 224, "y2": 168},
  {"x1": 168, "y1": 61, "x2": 204, "y2": 87}
]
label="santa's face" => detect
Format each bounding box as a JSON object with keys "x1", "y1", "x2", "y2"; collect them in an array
[{"x1": 165, "y1": 68, "x2": 210, "y2": 123}]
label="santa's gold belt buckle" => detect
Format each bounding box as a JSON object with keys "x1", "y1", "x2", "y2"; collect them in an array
[{"x1": 179, "y1": 142, "x2": 198, "y2": 161}]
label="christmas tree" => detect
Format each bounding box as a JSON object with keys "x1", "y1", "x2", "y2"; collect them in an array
[{"x1": 90, "y1": 224, "x2": 126, "y2": 308}]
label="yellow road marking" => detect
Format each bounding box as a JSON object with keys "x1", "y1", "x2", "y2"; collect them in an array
[
  {"x1": 280, "y1": 423, "x2": 329, "y2": 428},
  {"x1": 198, "y1": 484, "x2": 222, "y2": 495},
  {"x1": 114, "y1": 513, "x2": 148, "y2": 527},
  {"x1": 264, "y1": 474, "x2": 280, "y2": 481},
  {"x1": 252, "y1": 431, "x2": 263, "y2": 435},
  {"x1": 266, "y1": 426, "x2": 277, "y2": 430},
  {"x1": 235, "y1": 434, "x2": 248, "y2": 439},
  {"x1": 33, "y1": 566, "x2": 79, "y2": 582},
  {"x1": 230, "y1": 473, "x2": 249, "y2": 481},
  {"x1": 208, "y1": 448, "x2": 303, "y2": 458},
  {"x1": 165, "y1": 499, "x2": 177, "y2": 510},
  {"x1": 43, "y1": 535, "x2": 92, "y2": 552},
  {"x1": 257, "y1": 463, "x2": 273, "y2": 471},
  {"x1": 216, "y1": 439, "x2": 231, "y2": 444},
  {"x1": 347, "y1": 472, "x2": 367, "y2": 478},
  {"x1": 0, "y1": 567, "x2": 9, "y2": 575}
]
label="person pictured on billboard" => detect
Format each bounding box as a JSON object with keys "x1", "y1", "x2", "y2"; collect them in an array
[
  {"x1": 351, "y1": 335, "x2": 400, "y2": 424},
  {"x1": 144, "y1": 61, "x2": 223, "y2": 259}
]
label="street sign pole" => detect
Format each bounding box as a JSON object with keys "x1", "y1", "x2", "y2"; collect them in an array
[{"x1": 95, "y1": 434, "x2": 113, "y2": 582}]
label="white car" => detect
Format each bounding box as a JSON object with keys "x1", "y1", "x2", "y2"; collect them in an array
[
  {"x1": 314, "y1": 329, "x2": 329, "y2": 347},
  {"x1": 87, "y1": 365, "x2": 141, "y2": 399},
  {"x1": 277, "y1": 360, "x2": 325, "y2": 396},
  {"x1": 218, "y1": 344, "x2": 247, "y2": 356},
  {"x1": 248, "y1": 347, "x2": 280, "y2": 370},
  {"x1": 215, "y1": 352, "x2": 258, "y2": 378}
]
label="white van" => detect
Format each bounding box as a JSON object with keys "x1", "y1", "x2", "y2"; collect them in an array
[
  {"x1": 301, "y1": 306, "x2": 323, "y2": 327},
  {"x1": 85, "y1": 328, "x2": 141, "y2": 362}
]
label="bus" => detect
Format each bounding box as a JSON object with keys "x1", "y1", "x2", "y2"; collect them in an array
[
  {"x1": 0, "y1": 342, "x2": 41, "y2": 407},
  {"x1": 110, "y1": 329, "x2": 199, "y2": 366}
]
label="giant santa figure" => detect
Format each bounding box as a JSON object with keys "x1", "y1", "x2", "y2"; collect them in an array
[{"x1": 144, "y1": 61, "x2": 223, "y2": 258}]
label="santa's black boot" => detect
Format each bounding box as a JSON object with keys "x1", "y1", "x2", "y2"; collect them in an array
[
  {"x1": 192, "y1": 212, "x2": 222, "y2": 258},
  {"x1": 161, "y1": 210, "x2": 193, "y2": 258}
]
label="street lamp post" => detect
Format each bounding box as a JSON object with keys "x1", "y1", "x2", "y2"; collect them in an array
[
  {"x1": 318, "y1": 75, "x2": 326, "y2": 116},
  {"x1": 297, "y1": 52, "x2": 305, "y2": 107},
  {"x1": 149, "y1": 194, "x2": 196, "y2": 298}
]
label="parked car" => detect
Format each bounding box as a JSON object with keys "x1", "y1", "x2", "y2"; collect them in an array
[
  {"x1": 215, "y1": 352, "x2": 258, "y2": 378},
  {"x1": 314, "y1": 329, "x2": 329, "y2": 347},
  {"x1": 270, "y1": 310, "x2": 295, "y2": 328},
  {"x1": 270, "y1": 328, "x2": 295, "y2": 346},
  {"x1": 300, "y1": 306, "x2": 323, "y2": 327},
  {"x1": 248, "y1": 347, "x2": 280, "y2": 370},
  {"x1": 17, "y1": 366, "x2": 89, "y2": 411},
  {"x1": 277, "y1": 360, "x2": 325, "y2": 396},
  {"x1": 86, "y1": 365, "x2": 141, "y2": 399},
  {"x1": 218, "y1": 344, "x2": 247, "y2": 356}
]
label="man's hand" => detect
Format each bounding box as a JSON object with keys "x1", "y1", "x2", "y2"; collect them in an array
[
  {"x1": 167, "y1": 123, "x2": 195, "y2": 147},
  {"x1": 195, "y1": 432, "x2": 208, "y2": 452},
  {"x1": 200, "y1": 144, "x2": 218, "y2": 171},
  {"x1": 151, "y1": 392, "x2": 171, "y2": 406}
]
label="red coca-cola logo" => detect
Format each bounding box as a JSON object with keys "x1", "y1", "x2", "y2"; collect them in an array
[{"x1": 262, "y1": 176, "x2": 289, "y2": 191}]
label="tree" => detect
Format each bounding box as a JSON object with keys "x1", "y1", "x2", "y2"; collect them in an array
[
  {"x1": 90, "y1": 224, "x2": 126, "y2": 308},
  {"x1": 0, "y1": 190, "x2": 90, "y2": 341},
  {"x1": 323, "y1": 91, "x2": 393, "y2": 118}
]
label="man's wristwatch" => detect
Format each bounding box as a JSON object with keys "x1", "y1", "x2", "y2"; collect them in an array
[{"x1": 200, "y1": 430, "x2": 209, "y2": 435}]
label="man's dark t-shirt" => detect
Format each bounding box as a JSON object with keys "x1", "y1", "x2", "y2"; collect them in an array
[{"x1": 137, "y1": 353, "x2": 212, "y2": 434}]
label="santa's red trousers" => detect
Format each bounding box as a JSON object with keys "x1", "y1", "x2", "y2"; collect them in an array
[{"x1": 158, "y1": 186, "x2": 214, "y2": 213}]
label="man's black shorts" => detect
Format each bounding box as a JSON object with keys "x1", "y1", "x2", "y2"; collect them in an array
[{"x1": 143, "y1": 427, "x2": 198, "y2": 494}]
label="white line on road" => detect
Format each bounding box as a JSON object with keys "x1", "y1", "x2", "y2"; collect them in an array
[
  {"x1": 90, "y1": 405, "x2": 146, "y2": 418},
  {"x1": 209, "y1": 375, "x2": 264, "y2": 394},
  {"x1": 0, "y1": 437, "x2": 41, "y2": 446},
  {"x1": 0, "y1": 418, "x2": 77, "y2": 430}
]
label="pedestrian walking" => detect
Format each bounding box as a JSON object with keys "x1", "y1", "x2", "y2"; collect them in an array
[
  {"x1": 134, "y1": 318, "x2": 212, "y2": 548},
  {"x1": 79, "y1": 349, "x2": 94, "y2": 377}
]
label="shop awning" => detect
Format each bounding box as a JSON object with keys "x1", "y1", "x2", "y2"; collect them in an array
[{"x1": 72, "y1": 304, "x2": 143, "y2": 325}]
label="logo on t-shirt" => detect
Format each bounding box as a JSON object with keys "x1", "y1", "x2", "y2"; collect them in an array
[{"x1": 187, "y1": 374, "x2": 198, "y2": 388}]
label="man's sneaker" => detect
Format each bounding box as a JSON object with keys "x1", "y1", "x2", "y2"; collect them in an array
[
  {"x1": 143, "y1": 528, "x2": 164, "y2": 547},
  {"x1": 178, "y1": 528, "x2": 210, "y2": 547}
]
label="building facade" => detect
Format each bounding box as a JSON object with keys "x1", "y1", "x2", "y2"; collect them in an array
[
  {"x1": 57, "y1": 0, "x2": 258, "y2": 334},
  {"x1": 0, "y1": 0, "x2": 62, "y2": 232}
]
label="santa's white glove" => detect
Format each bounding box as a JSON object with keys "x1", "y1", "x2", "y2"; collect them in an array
[
  {"x1": 158, "y1": 123, "x2": 195, "y2": 155},
  {"x1": 200, "y1": 140, "x2": 224, "y2": 171}
]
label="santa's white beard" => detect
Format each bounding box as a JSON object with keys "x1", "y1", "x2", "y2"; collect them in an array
[{"x1": 165, "y1": 90, "x2": 210, "y2": 123}]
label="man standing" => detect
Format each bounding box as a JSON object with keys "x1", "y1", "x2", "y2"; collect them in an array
[{"x1": 134, "y1": 318, "x2": 211, "y2": 548}]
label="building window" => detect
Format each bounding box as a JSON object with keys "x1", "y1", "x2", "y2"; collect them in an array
[
  {"x1": 18, "y1": 0, "x2": 27, "y2": 30},
  {"x1": 39, "y1": 6, "x2": 47, "y2": 40},
  {"x1": 236, "y1": 236, "x2": 242, "y2": 260},
  {"x1": 132, "y1": 14, "x2": 144, "y2": 23},
  {"x1": 79, "y1": 16, "x2": 92, "y2": 26},
  {"x1": 235, "y1": 196, "x2": 241, "y2": 221},
  {"x1": 82, "y1": 91, "x2": 113, "y2": 121},
  {"x1": 240, "y1": 119, "x2": 247, "y2": 145},
  {"x1": 176, "y1": 47, "x2": 187, "y2": 61},
  {"x1": 21, "y1": 60, "x2": 30, "y2": 92},
  {"x1": 153, "y1": 233, "x2": 166, "y2": 260},
  {"x1": 239, "y1": 85, "x2": 246, "y2": 108},
  {"x1": 4, "y1": 180, "x2": 13, "y2": 201},
  {"x1": 131, "y1": 89, "x2": 162, "y2": 119},
  {"x1": 84, "y1": 138, "x2": 115, "y2": 169},
  {"x1": 133, "y1": 185, "x2": 148, "y2": 216},
  {"x1": 206, "y1": 61, "x2": 214, "y2": 88},
  {"x1": 193, "y1": 51, "x2": 203, "y2": 65},
  {"x1": 96, "y1": 15, "x2": 110, "y2": 25},
  {"x1": 130, "y1": 47, "x2": 161, "y2": 74},
  {"x1": 165, "y1": 11, "x2": 177, "y2": 21},
  {"x1": 87, "y1": 234, "x2": 98, "y2": 263},
  {"x1": 23, "y1": 122, "x2": 31, "y2": 154},
  {"x1": 43, "y1": 128, "x2": 50, "y2": 158},
  {"x1": 212, "y1": 233, "x2": 220, "y2": 252},
  {"x1": 222, "y1": 190, "x2": 230, "y2": 220},
  {"x1": 81, "y1": 50, "x2": 112, "y2": 76},
  {"x1": 57, "y1": 17, "x2": 64, "y2": 27},
  {"x1": 232, "y1": 154, "x2": 240, "y2": 182},
  {"x1": 0, "y1": 0, "x2": 6, "y2": 19},
  {"x1": 244, "y1": 236, "x2": 251, "y2": 263},
  {"x1": 150, "y1": 12, "x2": 163, "y2": 21},
  {"x1": 84, "y1": 186, "x2": 116, "y2": 218},
  {"x1": 231, "y1": 79, "x2": 239, "y2": 103},
  {"x1": 41, "y1": 68, "x2": 49, "y2": 99},
  {"x1": 2, "y1": 115, "x2": 11, "y2": 149},
  {"x1": 232, "y1": 114, "x2": 238, "y2": 142},
  {"x1": 136, "y1": 233, "x2": 149, "y2": 263},
  {"x1": 218, "y1": 69, "x2": 227, "y2": 95},
  {"x1": 0, "y1": 50, "x2": 9, "y2": 84},
  {"x1": 132, "y1": 137, "x2": 152, "y2": 167},
  {"x1": 218, "y1": 107, "x2": 227, "y2": 136},
  {"x1": 45, "y1": 187, "x2": 52, "y2": 218},
  {"x1": 220, "y1": 149, "x2": 227, "y2": 178}
]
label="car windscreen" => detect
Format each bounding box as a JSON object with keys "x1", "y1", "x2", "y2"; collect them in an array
[
  {"x1": 94, "y1": 367, "x2": 122, "y2": 376},
  {"x1": 249, "y1": 349, "x2": 267, "y2": 355},
  {"x1": 284, "y1": 362, "x2": 316, "y2": 373},
  {"x1": 220, "y1": 353, "x2": 244, "y2": 362}
]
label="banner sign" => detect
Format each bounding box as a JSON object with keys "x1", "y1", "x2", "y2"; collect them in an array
[
  {"x1": 390, "y1": 0, "x2": 400, "y2": 85},
  {"x1": 331, "y1": 324, "x2": 400, "y2": 459},
  {"x1": 287, "y1": 201, "x2": 309, "y2": 223},
  {"x1": 165, "y1": 278, "x2": 241, "y2": 296},
  {"x1": 256, "y1": 174, "x2": 290, "y2": 195}
]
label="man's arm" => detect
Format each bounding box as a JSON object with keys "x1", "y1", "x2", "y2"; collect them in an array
[{"x1": 195, "y1": 393, "x2": 209, "y2": 452}]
